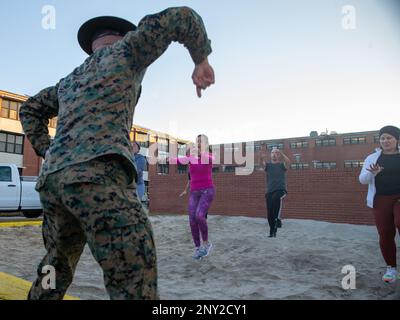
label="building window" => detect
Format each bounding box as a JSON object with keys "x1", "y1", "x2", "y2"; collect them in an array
[
  {"x1": 212, "y1": 167, "x2": 220, "y2": 173},
  {"x1": 223, "y1": 165, "x2": 236, "y2": 173},
  {"x1": 224, "y1": 145, "x2": 240, "y2": 153},
  {"x1": 344, "y1": 160, "x2": 364, "y2": 169},
  {"x1": 177, "y1": 164, "x2": 188, "y2": 174},
  {"x1": 144, "y1": 157, "x2": 149, "y2": 172},
  {"x1": 0, "y1": 132, "x2": 24, "y2": 155},
  {"x1": 0, "y1": 166, "x2": 12, "y2": 182},
  {"x1": 290, "y1": 141, "x2": 309, "y2": 149},
  {"x1": 343, "y1": 137, "x2": 366, "y2": 145},
  {"x1": 374, "y1": 135, "x2": 380, "y2": 144},
  {"x1": 291, "y1": 163, "x2": 309, "y2": 170},
  {"x1": 158, "y1": 138, "x2": 169, "y2": 155},
  {"x1": 267, "y1": 143, "x2": 284, "y2": 150},
  {"x1": 1, "y1": 99, "x2": 22, "y2": 120},
  {"x1": 313, "y1": 161, "x2": 337, "y2": 169},
  {"x1": 178, "y1": 143, "x2": 187, "y2": 157},
  {"x1": 315, "y1": 138, "x2": 336, "y2": 147},
  {"x1": 157, "y1": 162, "x2": 169, "y2": 175},
  {"x1": 49, "y1": 117, "x2": 58, "y2": 129},
  {"x1": 135, "y1": 131, "x2": 150, "y2": 148}
]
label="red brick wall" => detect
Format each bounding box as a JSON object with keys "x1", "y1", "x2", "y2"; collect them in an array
[
  {"x1": 22, "y1": 136, "x2": 42, "y2": 176},
  {"x1": 149, "y1": 166, "x2": 374, "y2": 226}
]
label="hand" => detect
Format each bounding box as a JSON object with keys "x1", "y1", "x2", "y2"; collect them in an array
[
  {"x1": 179, "y1": 190, "x2": 187, "y2": 197},
  {"x1": 367, "y1": 164, "x2": 384, "y2": 176},
  {"x1": 192, "y1": 58, "x2": 215, "y2": 98}
]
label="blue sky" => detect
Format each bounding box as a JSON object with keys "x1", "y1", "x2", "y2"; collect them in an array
[{"x1": 1, "y1": 0, "x2": 399, "y2": 144}]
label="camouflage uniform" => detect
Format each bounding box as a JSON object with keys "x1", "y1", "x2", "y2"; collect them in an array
[{"x1": 19, "y1": 7, "x2": 212, "y2": 300}]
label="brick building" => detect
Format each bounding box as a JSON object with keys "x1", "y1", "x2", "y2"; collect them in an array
[
  {"x1": 0, "y1": 89, "x2": 189, "y2": 200},
  {"x1": 149, "y1": 130, "x2": 383, "y2": 225},
  {"x1": 1, "y1": 89, "x2": 384, "y2": 225}
]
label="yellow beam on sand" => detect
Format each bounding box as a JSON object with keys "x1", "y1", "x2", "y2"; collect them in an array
[
  {"x1": 0, "y1": 221, "x2": 43, "y2": 228},
  {"x1": 0, "y1": 272, "x2": 79, "y2": 300}
]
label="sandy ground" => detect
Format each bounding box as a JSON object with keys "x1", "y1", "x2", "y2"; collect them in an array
[{"x1": 0, "y1": 215, "x2": 399, "y2": 300}]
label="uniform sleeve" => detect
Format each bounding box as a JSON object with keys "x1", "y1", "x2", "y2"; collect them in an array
[
  {"x1": 19, "y1": 85, "x2": 59, "y2": 158},
  {"x1": 125, "y1": 6, "x2": 212, "y2": 70}
]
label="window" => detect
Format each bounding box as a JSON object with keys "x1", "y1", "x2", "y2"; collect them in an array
[
  {"x1": 344, "y1": 160, "x2": 364, "y2": 169},
  {"x1": 1, "y1": 99, "x2": 22, "y2": 120},
  {"x1": 212, "y1": 167, "x2": 220, "y2": 173},
  {"x1": 178, "y1": 143, "x2": 187, "y2": 157},
  {"x1": 245, "y1": 143, "x2": 255, "y2": 151},
  {"x1": 315, "y1": 138, "x2": 336, "y2": 147},
  {"x1": 224, "y1": 145, "x2": 240, "y2": 153},
  {"x1": 135, "y1": 131, "x2": 150, "y2": 148},
  {"x1": 177, "y1": 164, "x2": 188, "y2": 174},
  {"x1": 343, "y1": 137, "x2": 366, "y2": 145},
  {"x1": 223, "y1": 166, "x2": 236, "y2": 173},
  {"x1": 0, "y1": 166, "x2": 12, "y2": 182},
  {"x1": 157, "y1": 162, "x2": 169, "y2": 175},
  {"x1": 290, "y1": 141, "x2": 309, "y2": 149},
  {"x1": 291, "y1": 163, "x2": 309, "y2": 170},
  {"x1": 267, "y1": 143, "x2": 284, "y2": 150},
  {"x1": 313, "y1": 161, "x2": 337, "y2": 169},
  {"x1": 0, "y1": 132, "x2": 24, "y2": 155},
  {"x1": 158, "y1": 138, "x2": 169, "y2": 154},
  {"x1": 374, "y1": 135, "x2": 380, "y2": 144},
  {"x1": 49, "y1": 117, "x2": 58, "y2": 129}
]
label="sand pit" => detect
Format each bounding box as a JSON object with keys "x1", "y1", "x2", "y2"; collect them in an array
[{"x1": 0, "y1": 215, "x2": 399, "y2": 300}]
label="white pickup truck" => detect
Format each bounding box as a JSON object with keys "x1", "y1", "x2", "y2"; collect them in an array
[{"x1": 0, "y1": 164, "x2": 42, "y2": 218}]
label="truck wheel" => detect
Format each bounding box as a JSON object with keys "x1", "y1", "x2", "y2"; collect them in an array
[{"x1": 22, "y1": 211, "x2": 43, "y2": 219}]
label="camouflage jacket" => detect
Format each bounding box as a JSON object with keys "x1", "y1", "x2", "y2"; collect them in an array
[{"x1": 19, "y1": 7, "x2": 212, "y2": 190}]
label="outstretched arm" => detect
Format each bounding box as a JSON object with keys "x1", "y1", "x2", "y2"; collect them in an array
[
  {"x1": 125, "y1": 6, "x2": 214, "y2": 97},
  {"x1": 19, "y1": 85, "x2": 59, "y2": 158}
]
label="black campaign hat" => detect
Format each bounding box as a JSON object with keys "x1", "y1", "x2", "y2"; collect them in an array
[{"x1": 78, "y1": 16, "x2": 137, "y2": 55}]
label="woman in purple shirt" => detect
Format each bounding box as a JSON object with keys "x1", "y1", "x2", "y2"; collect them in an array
[{"x1": 178, "y1": 135, "x2": 215, "y2": 260}]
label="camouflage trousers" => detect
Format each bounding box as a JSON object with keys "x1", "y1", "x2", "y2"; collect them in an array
[{"x1": 28, "y1": 156, "x2": 158, "y2": 300}]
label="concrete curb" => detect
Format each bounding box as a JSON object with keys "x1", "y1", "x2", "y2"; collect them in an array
[
  {"x1": 0, "y1": 272, "x2": 79, "y2": 300},
  {"x1": 0, "y1": 221, "x2": 43, "y2": 228}
]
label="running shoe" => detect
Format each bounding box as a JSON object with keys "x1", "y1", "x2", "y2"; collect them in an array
[
  {"x1": 192, "y1": 248, "x2": 203, "y2": 260},
  {"x1": 382, "y1": 267, "x2": 397, "y2": 284},
  {"x1": 201, "y1": 242, "x2": 213, "y2": 258}
]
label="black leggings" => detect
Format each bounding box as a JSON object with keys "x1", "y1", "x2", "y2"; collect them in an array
[{"x1": 266, "y1": 190, "x2": 287, "y2": 233}]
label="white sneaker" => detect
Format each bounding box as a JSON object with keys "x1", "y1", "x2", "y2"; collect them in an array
[{"x1": 382, "y1": 267, "x2": 397, "y2": 284}]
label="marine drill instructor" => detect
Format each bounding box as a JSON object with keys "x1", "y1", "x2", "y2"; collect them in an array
[{"x1": 20, "y1": 6, "x2": 215, "y2": 300}]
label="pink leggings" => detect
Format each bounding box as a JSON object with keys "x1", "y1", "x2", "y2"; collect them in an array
[{"x1": 373, "y1": 194, "x2": 400, "y2": 267}]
